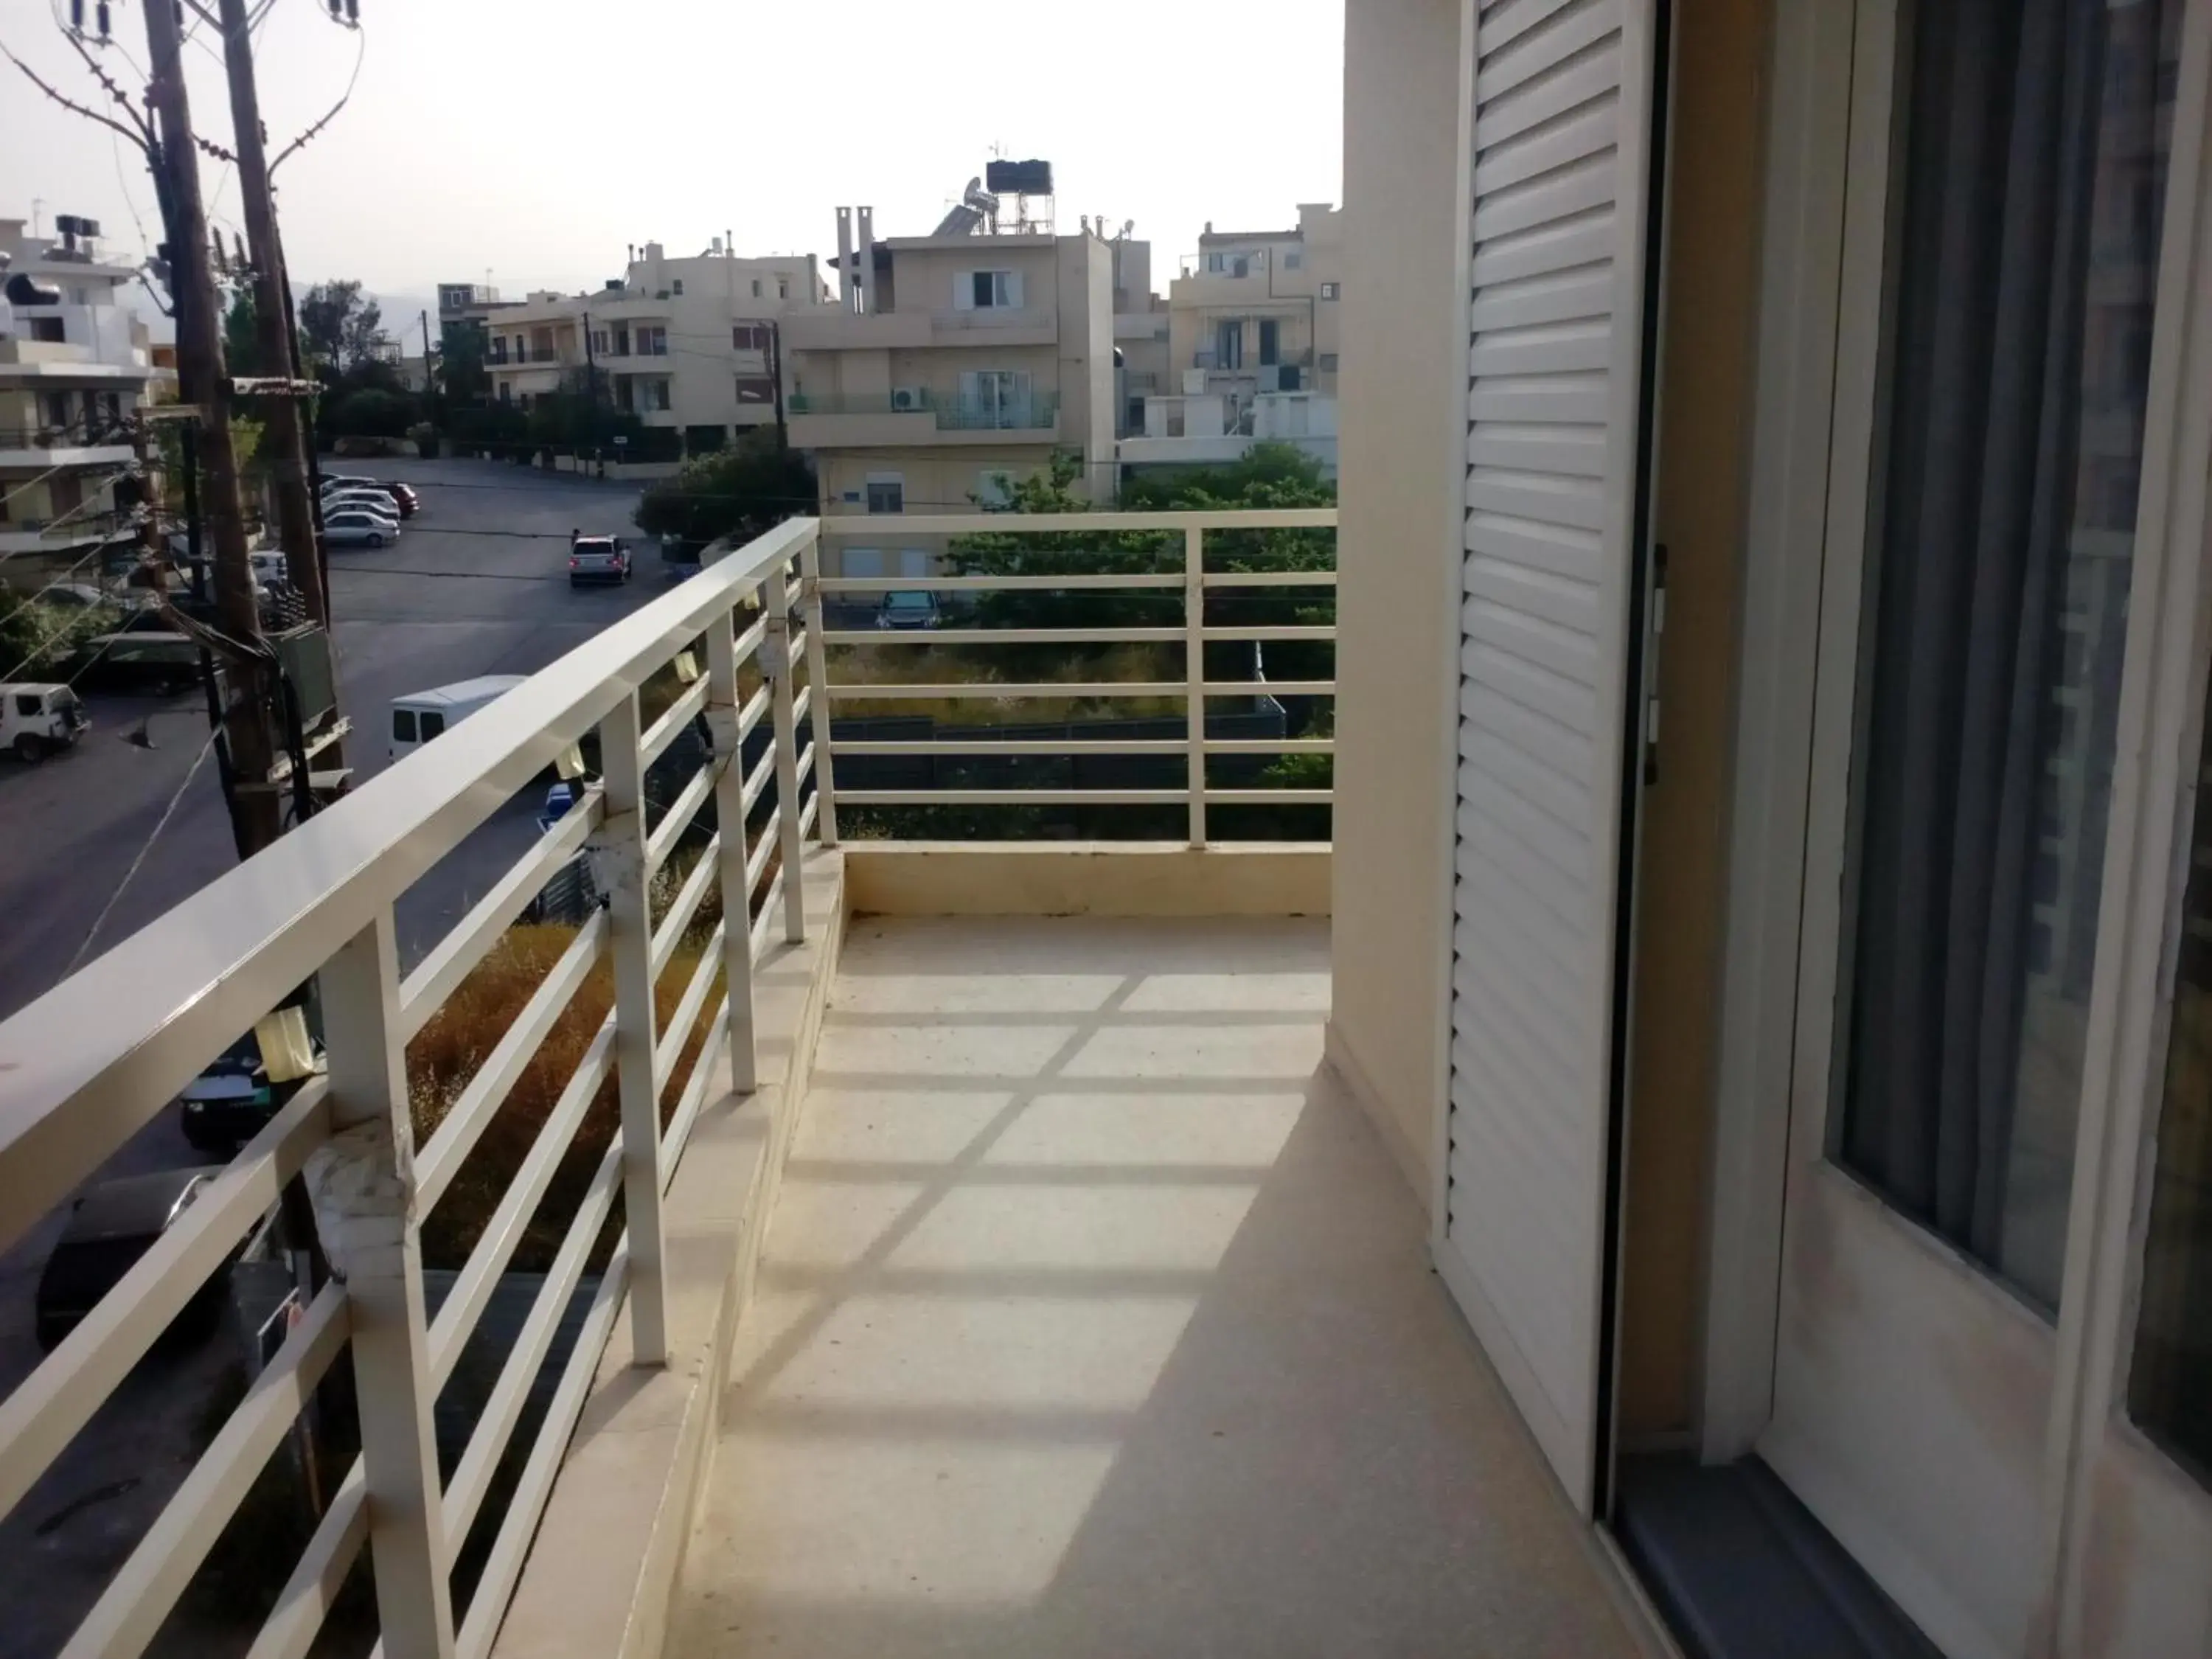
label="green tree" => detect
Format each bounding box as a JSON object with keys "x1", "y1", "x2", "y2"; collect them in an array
[
  {"x1": 222, "y1": 288, "x2": 265, "y2": 378},
  {"x1": 323, "y1": 387, "x2": 417, "y2": 439},
  {"x1": 297, "y1": 279, "x2": 385, "y2": 378},
  {"x1": 633, "y1": 429, "x2": 817, "y2": 554},
  {"x1": 436, "y1": 321, "x2": 490, "y2": 406}
]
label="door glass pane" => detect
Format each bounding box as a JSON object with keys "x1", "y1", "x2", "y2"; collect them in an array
[{"x1": 1834, "y1": 0, "x2": 2181, "y2": 1311}]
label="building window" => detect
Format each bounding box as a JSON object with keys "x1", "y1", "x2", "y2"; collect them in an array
[
  {"x1": 672, "y1": 279, "x2": 684, "y2": 296},
  {"x1": 1125, "y1": 397, "x2": 1144, "y2": 433},
  {"x1": 1205, "y1": 251, "x2": 1253, "y2": 277},
  {"x1": 751, "y1": 278, "x2": 762, "y2": 298},
  {"x1": 777, "y1": 277, "x2": 789, "y2": 300},
  {"x1": 866, "y1": 474, "x2": 905, "y2": 514},
  {"x1": 975, "y1": 470, "x2": 1015, "y2": 508},
  {"x1": 961, "y1": 270, "x2": 1021, "y2": 310},
  {"x1": 1319, "y1": 282, "x2": 1340, "y2": 300},
  {"x1": 733, "y1": 324, "x2": 771, "y2": 352},
  {"x1": 591, "y1": 330, "x2": 608, "y2": 355},
  {"x1": 30, "y1": 317, "x2": 65, "y2": 343},
  {"x1": 1214, "y1": 319, "x2": 1243, "y2": 370},
  {"x1": 734, "y1": 375, "x2": 774, "y2": 404},
  {"x1": 639, "y1": 325, "x2": 667, "y2": 356},
  {"x1": 497, "y1": 382, "x2": 512, "y2": 405},
  {"x1": 613, "y1": 326, "x2": 630, "y2": 355},
  {"x1": 1319, "y1": 352, "x2": 1340, "y2": 372},
  {"x1": 644, "y1": 379, "x2": 671, "y2": 411}
]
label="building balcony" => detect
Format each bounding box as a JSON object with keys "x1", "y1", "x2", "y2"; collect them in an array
[
  {"x1": 0, "y1": 509, "x2": 1635, "y2": 1659},
  {"x1": 782, "y1": 307, "x2": 1059, "y2": 352},
  {"x1": 0, "y1": 420, "x2": 133, "y2": 470},
  {"x1": 489, "y1": 349, "x2": 570, "y2": 369},
  {"x1": 0, "y1": 338, "x2": 147, "y2": 380},
  {"x1": 789, "y1": 391, "x2": 1061, "y2": 448}
]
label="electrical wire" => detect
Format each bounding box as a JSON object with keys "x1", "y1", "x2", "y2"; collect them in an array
[{"x1": 63, "y1": 723, "x2": 222, "y2": 975}]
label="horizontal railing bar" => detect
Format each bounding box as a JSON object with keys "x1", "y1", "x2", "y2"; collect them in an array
[
  {"x1": 795, "y1": 742, "x2": 815, "y2": 785},
  {"x1": 63, "y1": 1281, "x2": 349, "y2": 1659},
  {"x1": 1202, "y1": 570, "x2": 1339, "y2": 588},
  {"x1": 661, "y1": 995, "x2": 729, "y2": 1187},
  {"x1": 649, "y1": 830, "x2": 721, "y2": 981},
  {"x1": 1203, "y1": 679, "x2": 1336, "y2": 697},
  {"x1": 399, "y1": 790, "x2": 604, "y2": 1042},
  {"x1": 834, "y1": 738, "x2": 1192, "y2": 757},
  {"x1": 0, "y1": 513, "x2": 818, "y2": 1248},
  {"x1": 1198, "y1": 625, "x2": 1335, "y2": 641},
  {"x1": 415, "y1": 912, "x2": 608, "y2": 1215},
  {"x1": 819, "y1": 573, "x2": 1183, "y2": 592},
  {"x1": 442, "y1": 1132, "x2": 623, "y2": 1550},
  {"x1": 454, "y1": 1245, "x2": 627, "y2": 1659},
  {"x1": 834, "y1": 790, "x2": 1192, "y2": 807},
  {"x1": 0, "y1": 1079, "x2": 331, "y2": 1528},
  {"x1": 749, "y1": 870, "x2": 787, "y2": 965},
  {"x1": 792, "y1": 684, "x2": 813, "y2": 726},
  {"x1": 734, "y1": 612, "x2": 768, "y2": 666},
  {"x1": 824, "y1": 681, "x2": 1187, "y2": 700},
  {"x1": 1204, "y1": 789, "x2": 1335, "y2": 806},
  {"x1": 428, "y1": 1015, "x2": 614, "y2": 1390},
  {"x1": 824, "y1": 627, "x2": 1185, "y2": 647},
  {"x1": 745, "y1": 809, "x2": 780, "y2": 893},
  {"x1": 653, "y1": 919, "x2": 727, "y2": 1088},
  {"x1": 1206, "y1": 738, "x2": 1335, "y2": 754},
  {"x1": 799, "y1": 792, "x2": 821, "y2": 841},
  {"x1": 240, "y1": 1461, "x2": 367, "y2": 1659},
  {"x1": 640, "y1": 674, "x2": 712, "y2": 768},
  {"x1": 644, "y1": 761, "x2": 717, "y2": 875},
  {"x1": 789, "y1": 627, "x2": 810, "y2": 664},
  {"x1": 741, "y1": 747, "x2": 776, "y2": 814},
  {"x1": 816, "y1": 509, "x2": 1338, "y2": 535}
]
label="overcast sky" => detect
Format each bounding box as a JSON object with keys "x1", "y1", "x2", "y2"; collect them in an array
[{"x1": 1, "y1": 0, "x2": 1345, "y2": 319}]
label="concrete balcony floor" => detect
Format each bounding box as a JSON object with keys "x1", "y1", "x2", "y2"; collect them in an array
[{"x1": 669, "y1": 915, "x2": 1638, "y2": 1658}]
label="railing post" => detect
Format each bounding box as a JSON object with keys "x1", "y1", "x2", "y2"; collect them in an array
[
  {"x1": 310, "y1": 908, "x2": 457, "y2": 1659},
  {"x1": 766, "y1": 559, "x2": 809, "y2": 943},
  {"x1": 799, "y1": 535, "x2": 841, "y2": 848},
  {"x1": 1185, "y1": 524, "x2": 1207, "y2": 848},
  {"x1": 596, "y1": 689, "x2": 669, "y2": 1366},
  {"x1": 706, "y1": 605, "x2": 759, "y2": 1093}
]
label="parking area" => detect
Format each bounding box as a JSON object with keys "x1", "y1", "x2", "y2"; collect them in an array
[{"x1": 0, "y1": 455, "x2": 672, "y2": 1657}]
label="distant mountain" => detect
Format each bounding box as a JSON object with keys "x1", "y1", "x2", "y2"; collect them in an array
[{"x1": 118, "y1": 282, "x2": 445, "y2": 355}]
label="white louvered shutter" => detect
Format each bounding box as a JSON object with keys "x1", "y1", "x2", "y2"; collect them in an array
[{"x1": 1439, "y1": 0, "x2": 1660, "y2": 1514}]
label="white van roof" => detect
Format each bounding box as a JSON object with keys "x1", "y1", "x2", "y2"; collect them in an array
[
  {"x1": 0, "y1": 683, "x2": 69, "y2": 699},
  {"x1": 394, "y1": 675, "x2": 527, "y2": 711}
]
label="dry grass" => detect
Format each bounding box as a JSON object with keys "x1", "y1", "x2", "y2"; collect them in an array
[
  {"x1": 404, "y1": 922, "x2": 721, "y2": 1273},
  {"x1": 826, "y1": 640, "x2": 1184, "y2": 723}
]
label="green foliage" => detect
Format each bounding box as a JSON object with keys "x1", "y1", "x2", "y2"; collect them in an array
[
  {"x1": 323, "y1": 386, "x2": 417, "y2": 439},
  {"x1": 222, "y1": 288, "x2": 265, "y2": 378},
  {"x1": 437, "y1": 320, "x2": 490, "y2": 406},
  {"x1": 297, "y1": 279, "x2": 384, "y2": 377},
  {"x1": 525, "y1": 369, "x2": 642, "y2": 452},
  {"x1": 633, "y1": 428, "x2": 816, "y2": 554},
  {"x1": 445, "y1": 401, "x2": 530, "y2": 453},
  {"x1": 1, "y1": 599, "x2": 116, "y2": 681}
]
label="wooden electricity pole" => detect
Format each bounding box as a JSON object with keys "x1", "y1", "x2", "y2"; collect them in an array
[
  {"x1": 145, "y1": 0, "x2": 282, "y2": 853},
  {"x1": 218, "y1": 0, "x2": 324, "y2": 627}
]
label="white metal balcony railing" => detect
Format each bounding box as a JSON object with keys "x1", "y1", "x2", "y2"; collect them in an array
[
  {"x1": 0, "y1": 521, "x2": 836, "y2": 1659},
  {"x1": 0, "y1": 507, "x2": 1333, "y2": 1658}
]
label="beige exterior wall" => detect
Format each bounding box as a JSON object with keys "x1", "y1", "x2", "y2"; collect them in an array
[
  {"x1": 1166, "y1": 204, "x2": 1344, "y2": 399},
  {"x1": 790, "y1": 229, "x2": 1117, "y2": 525},
  {"x1": 1326, "y1": 0, "x2": 1470, "y2": 1208}
]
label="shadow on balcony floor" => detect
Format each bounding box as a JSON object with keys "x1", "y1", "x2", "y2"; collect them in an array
[{"x1": 670, "y1": 916, "x2": 1635, "y2": 1659}]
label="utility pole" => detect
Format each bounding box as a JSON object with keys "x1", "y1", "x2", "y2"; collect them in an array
[
  {"x1": 145, "y1": 0, "x2": 281, "y2": 853},
  {"x1": 768, "y1": 321, "x2": 787, "y2": 451},
  {"x1": 218, "y1": 0, "x2": 324, "y2": 628}
]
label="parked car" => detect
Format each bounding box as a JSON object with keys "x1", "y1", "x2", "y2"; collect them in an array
[
  {"x1": 322, "y1": 491, "x2": 400, "y2": 524},
  {"x1": 568, "y1": 535, "x2": 632, "y2": 587},
  {"x1": 43, "y1": 582, "x2": 119, "y2": 611},
  {"x1": 375, "y1": 481, "x2": 420, "y2": 518},
  {"x1": 319, "y1": 473, "x2": 381, "y2": 494},
  {"x1": 877, "y1": 591, "x2": 944, "y2": 630},
  {"x1": 389, "y1": 674, "x2": 526, "y2": 761},
  {"x1": 1, "y1": 682, "x2": 89, "y2": 761},
  {"x1": 324, "y1": 509, "x2": 397, "y2": 549},
  {"x1": 66, "y1": 630, "x2": 199, "y2": 695},
  {"x1": 35, "y1": 1166, "x2": 229, "y2": 1350},
  {"x1": 178, "y1": 1029, "x2": 326, "y2": 1155}
]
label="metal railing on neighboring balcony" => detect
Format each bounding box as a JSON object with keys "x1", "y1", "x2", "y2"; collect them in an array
[
  {"x1": 0, "y1": 520, "x2": 838, "y2": 1659},
  {"x1": 817, "y1": 509, "x2": 1335, "y2": 846},
  {"x1": 788, "y1": 391, "x2": 1061, "y2": 431},
  {"x1": 0, "y1": 416, "x2": 133, "y2": 450}
]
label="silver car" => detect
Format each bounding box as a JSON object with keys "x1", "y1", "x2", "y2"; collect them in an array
[{"x1": 324, "y1": 508, "x2": 397, "y2": 548}]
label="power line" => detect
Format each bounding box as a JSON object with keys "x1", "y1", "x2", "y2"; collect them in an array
[{"x1": 64, "y1": 723, "x2": 222, "y2": 975}]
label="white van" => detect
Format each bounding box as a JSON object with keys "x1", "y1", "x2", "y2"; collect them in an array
[
  {"x1": 387, "y1": 675, "x2": 526, "y2": 762},
  {"x1": 1, "y1": 683, "x2": 88, "y2": 762}
]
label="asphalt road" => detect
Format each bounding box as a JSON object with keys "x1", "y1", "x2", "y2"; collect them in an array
[{"x1": 0, "y1": 456, "x2": 667, "y2": 1658}]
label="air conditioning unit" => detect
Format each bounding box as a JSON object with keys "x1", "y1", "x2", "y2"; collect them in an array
[
  {"x1": 1256, "y1": 365, "x2": 1283, "y2": 393},
  {"x1": 1181, "y1": 368, "x2": 1209, "y2": 395},
  {"x1": 889, "y1": 386, "x2": 927, "y2": 412}
]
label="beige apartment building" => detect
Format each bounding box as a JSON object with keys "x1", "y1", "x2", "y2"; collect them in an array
[
  {"x1": 473, "y1": 240, "x2": 827, "y2": 449},
  {"x1": 1121, "y1": 202, "x2": 1343, "y2": 476},
  {"x1": 0, "y1": 214, "x2": 154, "y2": 568},
  {"x1": 785, "y1": 210, "x2": 1116, "y2": 576}
]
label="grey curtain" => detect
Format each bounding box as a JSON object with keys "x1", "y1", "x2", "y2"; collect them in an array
[{"x1": 1839, "y1": 0, "x2": 2112, "y2": 1276}]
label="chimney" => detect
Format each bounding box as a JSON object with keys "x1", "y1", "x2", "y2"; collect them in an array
[{"x1": 835, "y1": 208, "x2": 856, "y2": 314}]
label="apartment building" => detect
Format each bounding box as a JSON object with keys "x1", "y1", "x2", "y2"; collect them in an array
[
  {"x1": 0, "y1": 214, "x2": 153, "y2": 567},
  {"x1": 1121, "y1": 202, "x2": 1343, "y2": 476},
  {"x1": 474, "y1": 240, "x2": 827, "y2": 449},
  {"x1": 785, "y1": 207, "x2": 1116, "y2": 577}
]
